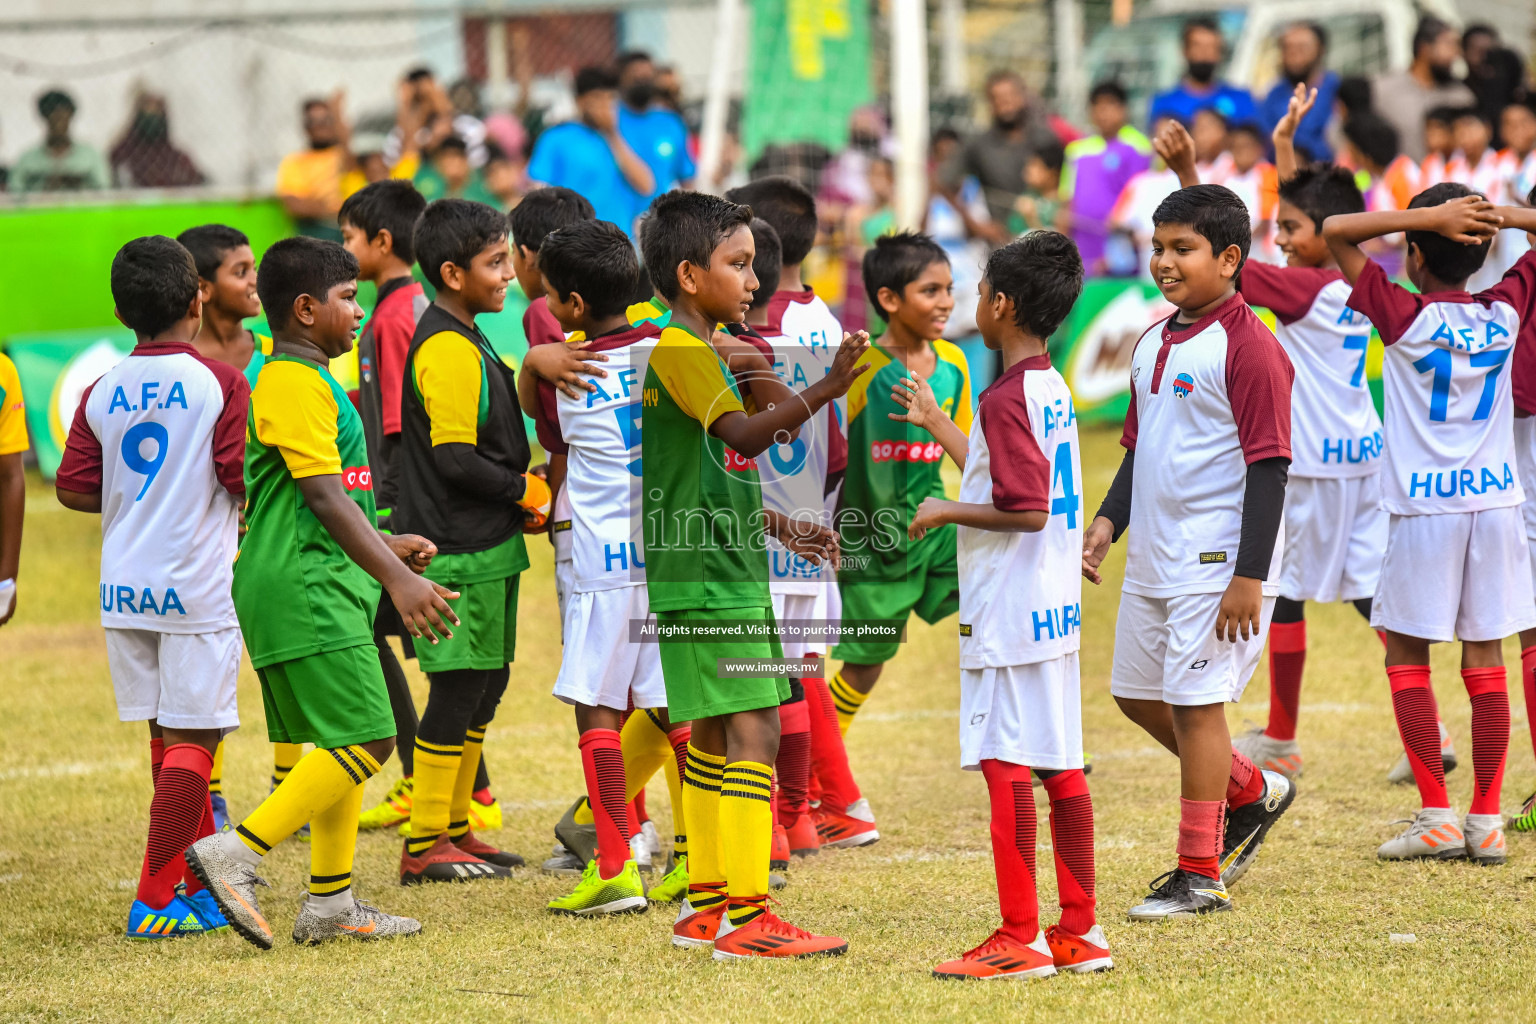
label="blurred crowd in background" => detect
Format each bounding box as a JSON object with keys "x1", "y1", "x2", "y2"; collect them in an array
[{"x1": 5, "y1": 13, "x2": 1534, "y2": 335}]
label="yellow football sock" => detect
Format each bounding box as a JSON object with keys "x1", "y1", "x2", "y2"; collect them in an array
[
  {"x1": 573, "y1": 797, "x2": 595, "y2": 826},
  {"x1": 237, "y1": 745, "x2": 380, "y2": 856},
  {"x1": 663, "y1": 731, "x2": 687, "y2": 859},
  {"x1": 720, "y1": 760, "x2": 774, "y2": 925},
  {"x1": 271, "y1": 742, "x2": 304, "y2": 789},
  {"x1": 448, "y1": 723, "x2": 487, "y2": 839},
  {"x1": 407, "y1": 737, "x2": 462, "y2": 855},
  {"x1": 210, "y1": 739, "x2": 225, "y2": 796},
  {"x1": 308, "y1": 779, "x2": 365, "y2": 902},
  {"x1": 621, "y1": 709, "x2": 672, "y2": 799},
  {"x1": 828, "y1": 672, "x2": 869, "y2": 736},
  {"x1": 682, "y1": 744, "x2": 726, "y2": 909}
]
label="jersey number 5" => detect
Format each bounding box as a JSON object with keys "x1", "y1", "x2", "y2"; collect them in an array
[{"x1": 120, "y1": 422, "x2": 169, "y2": 501}]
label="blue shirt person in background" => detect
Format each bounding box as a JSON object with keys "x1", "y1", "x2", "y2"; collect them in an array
[
  {"x1": 616, "y1": 50, "x2": 696, "y2": 224},
  {"x1": 527, "y1": 66, "x2": 655, "y2": 234},
  {"x1": 1148, "y1": 16, "x2": 1257, "y2": 130},
  {"x1": 1259, "y1": 21, "x2": 1341, "y2": 162}
]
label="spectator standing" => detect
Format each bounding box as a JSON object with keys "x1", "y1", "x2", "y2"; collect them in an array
[
  {"x1": 939, "y1": 70, "x2": 1060, "y2": 243},
  {"x1": 616, "y1": 50, "x2": 696, "y2": 215},
  {"x1": 1061, "y1": 81, "x2": 1152, "y2": 274},
  {"x1": 383, "y1": 68, "x2": 489, "y2": 170},
  {"x1": 1259, "y1": 22, "x2": 1340, "y2": 162},
  {"x1": 12, "y1": 89, "x2": 109, "y2": 193},
  {"x1": 275, "y1": 94, "x2": 353, "y2": 240},
  {"x1": 1462, "y1": 25, "x2": 1530, "y2": 148},
  {"x1": 1147, "y1": 17, "x2": 1258, "y2": 131},
  {"x1": 1372, "y1": 17, "x2": 1473, "y2": 162},
  {"x1": 109, "y1": 91, "x2": 206, "y2": 189},
  {"x1": 527, "y1": 66, "x2": 654, "y2": 233}
]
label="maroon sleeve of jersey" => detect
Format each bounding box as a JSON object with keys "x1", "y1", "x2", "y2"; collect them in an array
[
  {"x1": 522, "y1": 298, "x2": 566, "y2": 349},
  {"x1": 1225, "y1": 319, "x2": 1295, "y2": 464},
  {"x1": 1119, "y1": 381, "x2": 1139, "y2": 452},
  {"x1": 55, "y1": 382, "x2": 103, "y2": 493},
  {"x1": 978, "y1": 381, "x2": 1050, "y2": 512},
  {"x1": 532, "y1": 379, "x2": 568, "y2": 455},
  {"x1": 374, "y1": 296, "x2": 415, "y2": 437},
  {"x1": 828, "y1": 404, "x2": 848, "y2": 474},
  {"x1": 1238, "y1": 262, "x2": 1337, "y2": 326},
  {"x1": 1346, "y1": 258, "x2": 1424, "y2": 346},
  {"x1": 1477, "y1": 250, "x2": 1536, "y2": 319},
  {"x1": 200, "y1": 357, "x2": 251, "y2": 499}
]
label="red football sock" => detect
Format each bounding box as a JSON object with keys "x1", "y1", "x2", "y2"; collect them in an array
[
  {"x1": 472, "y1": 787, "x2": 494, "y2": 805},
  {"x1": 1463, "y1": 667, "x2": 1509, "y2": 817},
  {"x1": 634, "y1": 788, "x2": 650, "y2": 825},
  {"x1": 149, "y1": 736, "x2": 165, "y2": 787},
  {"x1": 137, "y1": 743, "x2": 213, "y2": 909},
  {"x1": 1176, "y1": 797, "x2": 1224, "y2": 879},
  {"x1": 775, "y1": 699, "x2": 812, "y2": 820},
  {"x1": 667, "y1": 725, "x2": 690, "y2": 851},
  {"x1": 1387, "y1": 664, "x2": 1449, "y2": 809},
  {"x1": 1226, "y1": 750, "x2": 1265, "y2": 808},
  {"x1": 1521, "y1": 647, "x2": 1536, "y2": 761},
  {"x1": 1042, "y1": 769, "x2": 1096, "y2": 935},
  {"x1": 804, "y1": 677, "x2": 861, "y2": 810},
  {"x1": 981, "y1": 759, "x2": 1039, "y2": 945},
  {"x1": 579, "y1": 729, "x2": 630, "y2": 878},
  {"x1": 1265, "y1": 620, "x2": 1306, "y2": 741}
]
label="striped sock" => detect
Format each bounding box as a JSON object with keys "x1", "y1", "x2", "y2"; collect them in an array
[
  {"x1": 448, "y1": 723, "x2": 488, "y2": 840},
  {"x1": 236, "y1": 746, "x2": 380, "y2": 858},
  {"x1": 271, "y1": 742, "x2": 304, "y2": 790},
  {"x1": 1388, "y1": 664, "x2": 1449, "y2": 809},
  {"x1": 828, "y1": 672, "x2": 869, "y2": 736},
  {"x1": 307, "y1": 778, "x2": 366, "y2": 918},
  {"x1": 683, "y1": 744, "x2": 726, "y2": 911},
  {"x1": 137, "y1": 743, "x2": 213, "y2": 909},
  {"x1": 665, "y1": 725, "x2": 691, "y2": 859},
  {"x1": 407, "y1": 737, "x2": 462, "y2": 855},
  {"x1": 1042, "y1": 769, "x2": 1096, "y2": 935},
  {"x1": 1463, "y1": 667, "x2": 1509, "y2": 817},
  {"x1": 720, "y1": 760, "x2": 773, "y2": 926},
  {"x1": 981, "y1": 759, "x2": 1040, "y2": 945},
  {"x1": 581, "y1": 728, "x2": 630, "y2": 878}
]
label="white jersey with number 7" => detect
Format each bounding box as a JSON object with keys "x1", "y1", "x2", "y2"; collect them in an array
[{"x1": 56, "y1": 341, "x2": 249, "y2": 632}]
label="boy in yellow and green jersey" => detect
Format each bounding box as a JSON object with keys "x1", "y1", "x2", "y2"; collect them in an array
[
  {"x1": 824, "y1": 232, "x2": 970, "y2": 843},
  {"x1": 177, "y1": 223, "x2": 279, "y2": 832},
  {"x1": 185, "y1": 236, "x2": 458, "y2": 949},
  {"x1": 0, "y1": 350, "x2": 27, "y2": 630},
  {"x1": 393, "y1": 198, "x2": 552, "y2": 883},
  {"x1": 638, "y1": 190, "x2": 869, "y2": 959}
]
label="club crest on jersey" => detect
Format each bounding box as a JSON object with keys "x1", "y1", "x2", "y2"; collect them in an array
[
  {"x1": 1172, "y1": 373, "x2": 1195, "y2": 399},
  {"x1": 342, "y1": 466, "x2": 373, "y2": 491}
]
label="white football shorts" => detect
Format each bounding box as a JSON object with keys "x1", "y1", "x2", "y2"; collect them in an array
[
  {"x1": 1279, "y1": 474, "x2": 1387, "y2": 604},
  {"x1": 1514, "y1": 415, "x2": 1536, "y2": 595},
  {"x1": 1110, "y1": 591, "x2": 1274, "y2": 706},
  {"x1": 554, "y1": 556, "x2": 574, "y2": 640},
  {"x1": 772, "y1": 588, "x2": 830, "y2": 660},
  {"x1": 553, "y1": 584, "x2": 666, "y2": 711},
  {"x1": 1371, "y1": 506, "x2": 1536, "y2": 642},
  {"x1": 105, "y1": 627, "x2": 242, "y2": 730},
  {"x1": 959, "y1": 654, "x2": 1082, "y2": 771}
]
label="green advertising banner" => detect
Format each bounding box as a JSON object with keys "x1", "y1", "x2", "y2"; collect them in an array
[{"x1": 741, "y1": 0, "x2": 873, "y2": 160}]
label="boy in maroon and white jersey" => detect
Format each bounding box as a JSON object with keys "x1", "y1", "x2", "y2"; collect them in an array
[
  {"x1": 1083, "y1": 184, "x2": 1297, "y2": 920},
  {"x1": 1325, "y1": 185, "x2": 1536, "y2": 863}
]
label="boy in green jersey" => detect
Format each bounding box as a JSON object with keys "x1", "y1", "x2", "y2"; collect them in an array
[
  {"x1": 638, "y1": 190, "x2": 868, "y2": 959},
  {"x1": 827, "y1": 232, "x2": 971, "y2": 813},
  {"x1": 393, "y1": 198, "x2": 552, "y2": 883},
  {"x1": 185, "y1": 237, "x2": 459, "y2": 949}
]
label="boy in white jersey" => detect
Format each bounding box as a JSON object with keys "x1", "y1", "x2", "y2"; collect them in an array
[
  {"x1": 55, "y1": 236, "x2": 248, "y2": 939},
  {"x1": 725, "y1": 177, "x2": 860, "y2": 855},
  {"x1": 525, "y1": 219, "x2": 685, "y2": 913},
  {"x1": 894, "y1": 232, "x2": 1107, "y2": 980},
  {"x1": 1324, "y1": 184, "x2": 1536, "y2": 863},
  {"x1": 1162, "y1": 92, "x2": 1403, "y2": 780},
  {"x1": 1083, "y1": 184, "x2": 1297, "y2": 920}
]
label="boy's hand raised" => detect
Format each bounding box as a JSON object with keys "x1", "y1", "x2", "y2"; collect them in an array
[
  {"x1": 386, "y1": 533, "x2": 437, "y2": 573},
  {"x1": 389, "y1": 574, "x2": 460, "y2": 645},
  {"x1": 521, "y1": 340, "x2": 610, "y2": 400},
  {"x1": 888, "y1": 373, "x2": 942, "y2": 433},
  {"x1": 1153, "y1": 120, "x2": 1199, "y2": 190},
  {"x1": 1427, "y1": 195, "x2": 1503, "y2": 243},
  {"x1": 1272, "y1": 83, "x2": 1316, "y2": 145},
  {"x1": 823, "y1": 331, "x2": 872, "y2": 396}
]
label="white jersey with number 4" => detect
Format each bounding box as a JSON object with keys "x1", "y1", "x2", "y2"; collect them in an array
[
  {"x1": 1240, "y1": 263, "x2": 1383, "y2": 478},
  {"x1": 56, "y1": 341, "x2": 248, "y2": 633},
  {"x1": 957, "y1": 354, "x2": 1081, "y2": 668},
  {"x1": 532, "y1": 322, "x2": 661, "y2": 593},
  {"x1": 1348, "y1": 257, "x2": 1535, "y2": 515}
]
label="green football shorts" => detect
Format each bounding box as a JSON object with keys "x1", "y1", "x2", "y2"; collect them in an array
[
  {"x1": 414, "y1": 572, "x2": 520, "y2": 674},
  {"x1": 258, "y1": 643, "x2": 396, "y2": 748},
  {"x1": 656, "y1": 605, "x2": 790, "y2": 721},
  {"x1": 833, "y1": 525, "x2": 960, "y2": 664}
]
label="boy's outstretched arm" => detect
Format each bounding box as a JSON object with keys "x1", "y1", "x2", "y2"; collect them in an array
[
  {"x1": 519, "y1": 340, "x2": 610, "y2": 412},
  {"x1": 908, "y1": 496, "x2": 1045, "y2": 541},
  {"x1": 1494, "y1": 206, "x2": 1536, "y2": 234},
  {"x1": 1324, "y1": 197, "x2": 1503, "y2": 283},
  {"x1": 296, "y1": 474, "x2": 459, "y2": 643},
  {"x1": 1271, "y1": 83, "x2": 1316, "y2": 182},
  {"x1": 888, "y1": 372, "x2": 969, "y2": 468},
  {"x1": 710, "y1": 331, "x2": 871, "y2": 458}
]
